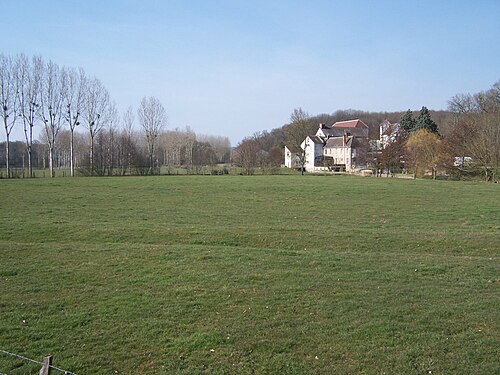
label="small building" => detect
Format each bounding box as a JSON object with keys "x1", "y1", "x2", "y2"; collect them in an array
[
  {"x1": 284, "y1": 144, "x2": 302, "y2": 169},
  {"x1": 301, "y1": 135, "x2": 324, "y2": 172},
  {"x1": 379, "y1": 120, "x2": 400, "y2": 149}
]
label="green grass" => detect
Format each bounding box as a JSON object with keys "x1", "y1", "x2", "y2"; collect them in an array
[{"x1": 0, "y1": 175, "x2": 498, "y2": 374}]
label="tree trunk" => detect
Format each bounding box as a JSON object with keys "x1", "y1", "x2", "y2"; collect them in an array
[
  {"x1": 48, "y1": 144, "x2": 55, "y2": 178},
  {"x1": 90, "y1": 135, "x2": 94, "y2": 174},
  {"x1": 24, "y1": 123, "x2": 34, "y2": 178},
  {"x1": 70, "y1": 130, "x2": 75, "y2": 177},
  {"x1": 149, "y1": 142, "x2": 154, "y2": 175},
  {"x1": 27, "y1": 144, "x2": 32, "y2": 178},
  {"x1": 5, "y1": 133, "x2": 10, "y2": 178},
  {"x1": 28, "y1": 127, "x2": 33, "y2": 178}
]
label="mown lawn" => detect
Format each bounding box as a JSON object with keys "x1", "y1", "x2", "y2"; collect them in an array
[{"x1": 0, "y1": 175, "x2": 498, "y2": 374}]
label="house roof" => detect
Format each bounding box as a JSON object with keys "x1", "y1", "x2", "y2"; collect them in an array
[
  {"x1": 324, "y1": 136, "x2": 354, "y2": 148},
  {"x1": 332, "y1": 119, "x2": 369, "y2": 129},
  {"x1": 324, "y1": 127, "x2": 368, "y2": 138},
  {"x1": 307, "y1": 135, "x2": 324, "y2": 144},
  {"x1": 285, "y1": 144, "x2": 302, "y2": 154},
  {"x1": 380, "y1": 121, "x2": 400, "y2": 136}
]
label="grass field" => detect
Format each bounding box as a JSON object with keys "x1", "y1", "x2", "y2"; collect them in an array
[{"x1": 0, "y1": 175, "x2": 498, "y2": 374}]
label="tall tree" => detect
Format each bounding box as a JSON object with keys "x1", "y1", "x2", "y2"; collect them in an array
[
  {"x1": 284, "y1": 107, "x2": 313, "y2": 148},
  {"x1": 138, "y1": 96, "x2": 166, "y2": 174},
  {"x1": 405, "y1": 129, "x2": 442, "y2": 179},
  {"x1": 284, "y1": 108, "x2": 314, "y2": 175},
  {"x1": 379, "y1": 134, "x2": 405, "y2": 176},
  {"x1": 415, "y1": 106, "x2": 439, "y2": 133},
  {"x1": 233, "y1": 136, "x2": 259, "y2": 175},
  {"x1": 197, "y1": 134, "x2": 231, "y2": 163},
  {"x1": 38, "y1": 60, "x2": 64, "y2": 178},
  {"x1": 192, "y1": 140, "x2": 217, "y2": 166},
  {"x1": 122, "y1": 105, "x2": 135, "y2": 174},
  {"x1": 83, "y1": 77, "x2": 110, "y2": 173},
  {"x1": 63, "y1": 67, "x2": 86, "y2": 177},
  {"x1": 399, "y1": 109, "x2": 416, "y2": 133},
  {"x1": 105, "y1": 101, "x2": 118, "y2": 176},
  {"x1": 0, "y1": 54, "x2": 20, "y2": 178},
  {"x1": 18, "y1": 55, "x2": 43, "y2": 178}
]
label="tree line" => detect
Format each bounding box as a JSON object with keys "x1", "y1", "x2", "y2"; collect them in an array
[{"x1": 0, "y1": 54, "x2": 231, "y2": 178}]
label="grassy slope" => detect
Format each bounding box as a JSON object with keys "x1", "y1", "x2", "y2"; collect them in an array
[{"x1": 0, "y1": 176, "x2": 498, "y2": 374}]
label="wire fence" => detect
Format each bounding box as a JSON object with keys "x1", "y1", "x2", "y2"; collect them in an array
[{"x1": 0, "y1": 349, "x2": 76, "y2": 375}]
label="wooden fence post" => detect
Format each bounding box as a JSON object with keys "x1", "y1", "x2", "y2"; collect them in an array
[{"x1": 39, "y1": 355, "x2": 52, "y2": 375}]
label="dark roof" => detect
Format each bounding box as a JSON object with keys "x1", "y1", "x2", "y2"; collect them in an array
[
  {"x1": 308, "y1": 135, "x2": 324, "y2": 144},
  {"x1": 332, "y1": 119, "x2": 369, "y2": 129},
  {"x1": 285, "y1": 144, "x2": 302, "y2": 153},
  {"x1": 325, "y1": 136, "x2": 353, "y2": 148}
]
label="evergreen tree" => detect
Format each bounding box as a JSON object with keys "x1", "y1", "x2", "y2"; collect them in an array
[
  {"x1": 400, "y1": 109, "x2": 416, "y2": 133},
  {"x1": 415, "y1": 106, "x2": 439, "y2": 134}
]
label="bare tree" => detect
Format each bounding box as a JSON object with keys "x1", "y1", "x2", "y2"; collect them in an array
[
  {"x1": 284, "y1": 107, "x2": 313, "y2": 149},
  {"x1": 447, "y1": 81, "x2": 500, "y2": 181},
  {"x1": 38, "y1": 60, "x2": 64, "y2": 178},
  {"x1": 197, "y1": 134, "x2": 231, "y2": 163},
  {"x1": 63, "y1": 67, "x2": 86, "y2": 177},
  {"x1": 138, "y1": 96, "x2": 166, "y2": 174},
  {"x1": 181, "y1": 126, "x2": 195, "y2": 167},
  {"x1": 83, "y1": 77, "x2": 110, "y2": 173},
  {"x1": 0, "y1": 54, "x2": 20, "y2": 178},
  {"x1": 233, "y1": 136, "x2": 259, "y2": 175},
  {"x1": 161, "y1": 129, "x2": 182, "y2": 166},
  {"x1": 105, "y1": 101, "x2": 118, "y2": 175},
  {"x1": 122, "y1": 105, "x2": 135, "y2": 174},
  {"x1": 18, "y1": 55, "x2": 43, "y2": 178}
]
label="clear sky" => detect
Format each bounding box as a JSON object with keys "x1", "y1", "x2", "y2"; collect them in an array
[{"x1": 1, "y1": 0, "x2": 499, "y2": 145}]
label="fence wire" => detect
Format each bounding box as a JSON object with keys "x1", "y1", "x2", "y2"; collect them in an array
[{"x1": 0, "y1": 349, "x2": 76, "y2": 375}]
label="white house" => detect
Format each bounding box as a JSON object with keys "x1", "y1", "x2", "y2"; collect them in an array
[
  {"x1": 300, "y1": 135, "x2": 324, "y2": 171},
  {"x1": 286, "y1": 119, "x2": 370, "y2": 173},
  {"x1": 324, "y1": 134, "x2": 357, "y2": 171},
  {"x1": 284, "y1": 145, "x2": 302, "y2": 168},
  {"x1": 379, "y1": 120, "x2": 400, "y2": 149}
]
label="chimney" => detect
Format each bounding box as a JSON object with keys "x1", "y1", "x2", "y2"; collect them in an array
[{"x1": 343, "y1": 131, "x2": 347, "y2": 146}]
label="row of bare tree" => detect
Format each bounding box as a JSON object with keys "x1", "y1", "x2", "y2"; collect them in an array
[{"x1": 0, "y1": 54, "x2": 231, "y2": 177}]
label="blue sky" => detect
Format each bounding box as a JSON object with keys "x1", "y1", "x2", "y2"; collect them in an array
[{"x1": 1, "y1": 0, "x2": 499, "y2": 144}]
